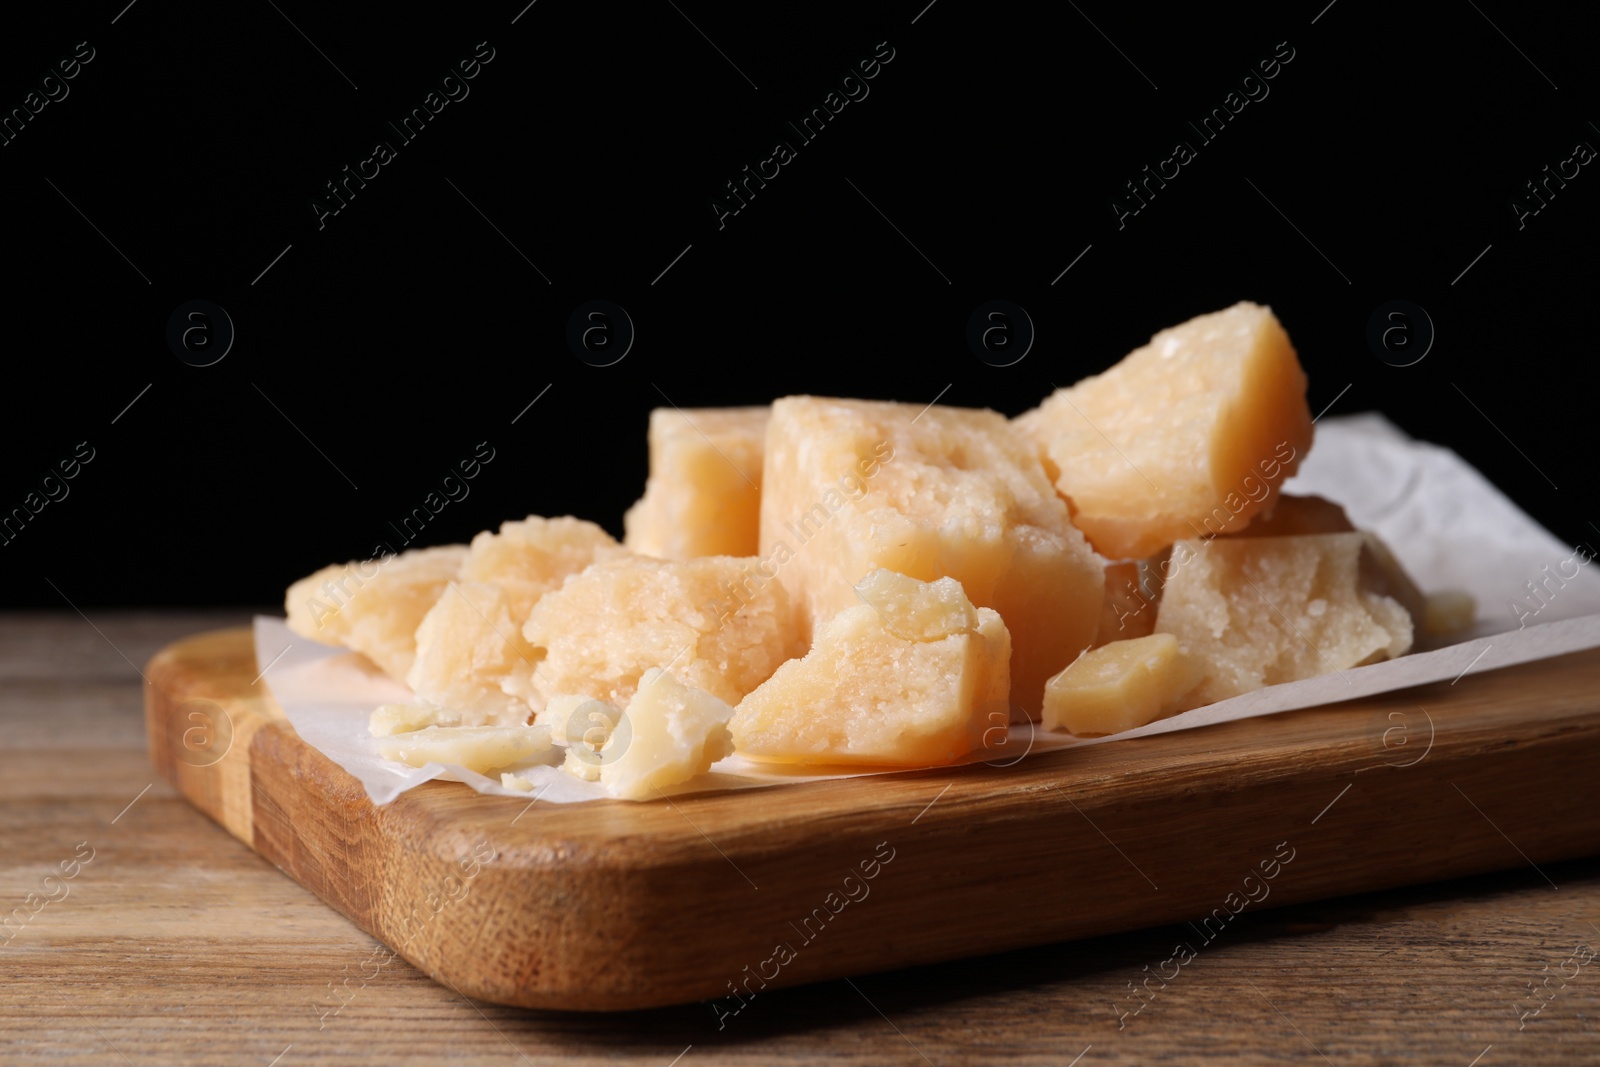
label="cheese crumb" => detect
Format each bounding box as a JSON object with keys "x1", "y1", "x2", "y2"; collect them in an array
[
  {"x1": 599, "y1": 669, "x2": 735, "y2": 800},
  {"x1": 377, "y1": 724, "x2": 553, "y2": 775}
]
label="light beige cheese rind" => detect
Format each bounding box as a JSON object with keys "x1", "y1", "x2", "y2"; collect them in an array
[
  {"x1": 284, "y1": 544, "x2": 467, "y2": 681},
  {"x1": 1154, "y1": 532, "x2": 1413, "y2": 710},
  {"x1": 758, "y1": 396, "x2": 1103, "y2": 717},
  {"x1": 624, "y1": 407, "x2": 768, "y2": 560},
  {"x1": 1015, "y1": 302, "x2": 1314, "y2": 560}
]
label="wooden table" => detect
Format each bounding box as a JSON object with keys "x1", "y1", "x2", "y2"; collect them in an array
[{"x1": 3, "y1": 612, "x2": 1597, "y2": 1065}]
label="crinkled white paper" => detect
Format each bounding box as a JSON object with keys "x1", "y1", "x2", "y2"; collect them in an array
[{"x1": 254, "y1": 414, "x2": 1600, "y2": 806}]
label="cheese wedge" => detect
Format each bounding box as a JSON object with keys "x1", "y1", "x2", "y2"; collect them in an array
[
  {"x1": 759, "y1": 396, "x2": 1103, "y2": 717},
  {"x1": 285, "y1": 544, "x2": 466, "y2": 681},
  {"x1": 1015, "y1": 302, "x2": 1314, "y2": 560},
  {"x1": 1155, "y1": 532, "x2": 1413, "y2": 709},
  {"x1": 730, "y1": 570, "x2": 1012, "y2": 767},
  {"x1": 1042, "y1": 633, "x2": 1202, "y2": 735},
  {"x1": 624, "y1": 406, "x2": 768, "y2": 559},
  {"x1": 522, "y1": 555, "x2": 800, "y2": 708}
]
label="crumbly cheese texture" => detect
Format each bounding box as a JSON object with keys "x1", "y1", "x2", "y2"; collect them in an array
[
  {"x1": 759, "y1": 396, "x2": 1103, "y2": 718},
  {"x1": 1155, "y1": 532, "x2": 1414, "y2": 710},
  {"x1": 731, "y1": 571, "x2": 1012, "y2": 767},
  {"x1": 285, "y1": 544, "x2": 467, "y2": 681},
  {"x1": 405, "y1": 580, "x2": 539, "y2": 726},
  {"x1": 599, "y1": 668, "x2": 736, "y2": 800},
  {"x1": 522, "y1": 555, "x2": 800, "y2": 709},
  {"x1": 1015, "y1": 302, "x2": 1314, "y2": 560},
  {"x1": 1042, "y1": 633, "x2": 1202, "y2": 736},
  {"x1": 624, "y1": 407, "x2": 768, "y2": 560},
  {"x1": 376, "y1": 724, "x2": 553, "y2": 776},
  {"x1": 460, "y1": 515, "x2": 627, "y2": 623},
  {"x1": 409, "y1": 516, "x2": 627, "y2": 713}
]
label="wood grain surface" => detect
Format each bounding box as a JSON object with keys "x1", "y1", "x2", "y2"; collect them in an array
[{"x1": 4, "y1": 611, "x2": 1599, "y2": 1064}]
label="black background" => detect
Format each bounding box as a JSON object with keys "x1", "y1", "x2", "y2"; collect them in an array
[{"x1": 1, "y1": 0, "x2": 1595, "y2": 609}]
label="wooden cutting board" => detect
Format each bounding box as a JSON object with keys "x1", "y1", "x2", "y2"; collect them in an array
[{"x1": 145, "y1": 627, "x2": 1600, "y2": 1012}]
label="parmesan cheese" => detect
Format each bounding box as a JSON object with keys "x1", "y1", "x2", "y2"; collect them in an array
[
  {"x1": 759, "y1": 396, "x2": 1103, "y2": 717},
  {"x1": 624, "y1": 407, "x2": 768, "y2": 559},
  {"x1": 1015, "y1": 302, "x2": 1314, "y2": 559}
]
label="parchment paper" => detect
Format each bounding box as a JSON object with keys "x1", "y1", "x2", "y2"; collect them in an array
[{"x1": 254, "y1": 414, "x2": 1600, "y2": 805}]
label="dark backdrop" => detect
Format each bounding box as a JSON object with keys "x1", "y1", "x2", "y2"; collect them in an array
[{"x1": 1, "y1": 1, "x2": 1594, "y2": 608}]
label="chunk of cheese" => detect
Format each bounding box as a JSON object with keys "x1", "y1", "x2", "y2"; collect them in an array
[
  {"x1": 1042, "y1": 633, "x2": 1202, "y2": 735},
  {"x1": 285, "y1": 544, "x2": 467, "y2": 681},
  {"x1": 405, "y1": 580, "x2": 539, "y2": 726},
  {"x1": 730, "y1": 571, "x2": 1012, "y2": 767},
  {"x1": 624, "y1": 406, "x2": 768, "y2": 560},
  {"x1": 1015, "y1": 302, "x2": 1314, "y2": 560},
  {"x1": 460, "y1": 515, "x2": 626, "y2": 623},
  {"x1": 1155, "y1": 532, "x2": 1413, "y2": 709},
  {"x1": 1222, "y1": 499, "x2": 1427, "y2": 640},
  {"x1": 599, "y1": 669, "x2": 736, "y2": 800},
  {"x1": 522, "y1": 555, "x2": 800, "y2": 708},
  {"x1": 377, "y1": 724, "x2": 553, "y2": 775},
  {"x1": 759, "y1": 396, "x2": 1103, "y2": 717}
]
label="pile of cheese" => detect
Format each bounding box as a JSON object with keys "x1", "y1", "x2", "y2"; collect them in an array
[{"x1": 284, "y1": 302, "x2": 1470, "y2": 800}]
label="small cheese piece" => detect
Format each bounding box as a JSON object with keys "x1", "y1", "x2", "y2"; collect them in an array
[
  {"x1": 730, "y1": 573, "x2": 1012, "y2": 767},
  {"x1": 1093, "y1": 561, "x2": 1159, "y2": 646},
  {"x1": 285, "y1": 545, "x2": 467, "y2": 681},
  {"x1": 540, "y1": 695, "x2": 622, "y2": 783},
  {"x1": 759, "y1": 396, "x2": 1103, "y2": 717},
  {"x1": 1155, "y1": 532, "x2": 1413, "y2": 710},
  {"x1": 522, "y1": 555, "x2": 800, "y2": 708},
  {"x1": 500, "y1": 772, "x2": 537, "y2": 792},
  {"x1": 377, "y1": 724, "x2": 553, "y2": 775},
  {"x1": 562, "y1": 748, "x2": 603, "y2": 782},
  {"x1": 405, "y1": 581, "x2": 538, "y2": 727},
  {"x1": 599, "y1": 669, "x2": 735, "y2": 800},
  {"x1": 369, "y1": 701, "x2": 462, "y2": 737},
  {"x1": 1424, "y1": 590, "x2": 1476, "y2": 635},
  {"x1": 624, "y1": 407, "x2": 768, "y2": 559},
  {"x1": 1042, "y1": 634, "x2": 1202, "y2": 736},
  {"x1": 1015, "y1": 302, "x2": 1314, "y2": 559}
]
